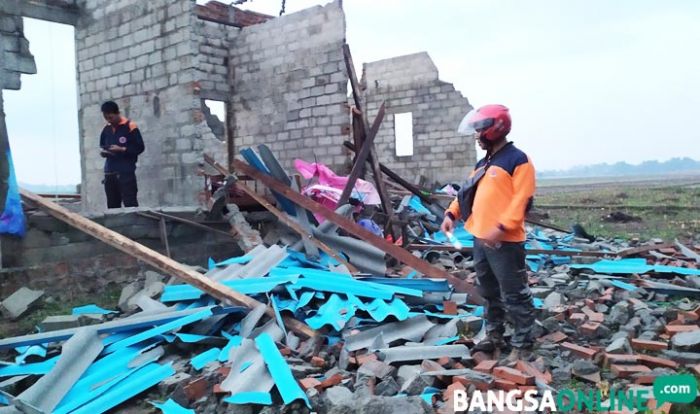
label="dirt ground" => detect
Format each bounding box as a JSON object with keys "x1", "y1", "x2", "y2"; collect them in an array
[{"x1": 535, "y1": 175, "x2": 700, "y2": 242}]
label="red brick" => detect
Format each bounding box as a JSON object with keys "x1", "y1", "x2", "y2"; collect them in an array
[
  {"x1": 217, "y1": 366, "x2": 231, "y2": 378},
  {"x1": 584, "y1": 298, "x2": 596, "y2": 309},
  {"x1": 679, "y1": 311, "x2": 700, "y2": 323},
  {"x1": 638, "y1": 355, "x2": 678, "y2": 370},
  {"x1": 311, "y1": 356, "x2": 325, "y2": 368},
  {"x1": 630, "y1": 338, "x2": 668, "y2": 352},
  {"x1": 516, "y1": 361, "x2": 550, "y2": 384},
  {"x1": 665, "y1": 325, "x2": 700, "y2": 336},
  {"x1": 634, "y1": 374, "x2": 657, "y2": 385},
  {"x1": 553, "y1": 312, "x2": 567, "y2": 321},
  {"x1": 443, "y1": 300, "x2": 458, "y2": 315},
  {"x1": 474, "y1": 360, "x2": 498, "y2": 374},
  {"x1": 183, "y1": 377, "x2": 209, "y2": 401},
  {"x1": 691, "y1": 364, "x2": 700, "y2": 377},
  {"x1": 610, "y1": 364, "x2": 651, "y2": 379},
  {"x1": 599, "y1": 294, "x2": 613, "y2": 302},
  {"x1": 437, "y1": 356, "x2": 451, "y2": 367},
  {"x1": 471, "y1": 351, "x2": 490, "y2": 365},
  {"x1": 561, "y1": 342, "x2": 598, "y2": 359},
  {"x1": 604, "y1": 353, "x2": 639, "y2": 366},
  {"x1": 300, "y1": 377, "x2": 321, "y2": 390},
  {"x1": 493, "y1": 366, "x2": 535, "y2": 385},
  {"x1": 582, "y1": 308, "x2": 605, "y2": 323},
  {"x1": 495, "y1": 378, "x2": 519, "y2": 390},
  {"x1": 213, "y1": 384, "x2": 227, "y2": 395},
  {"x1": 443, "y1": 382, "x2": 466, "y2": 410},
  {"x1": 279, "y1": 347, "x2": 292, "y2": 356},
  {"x1": 647, "y1": 398, "x2": 672, "y2": 414},
  {"x1": 569, "y1": 313, "x2": 587, "y2": 324},
  {"x1": 538, "y1": 331, "x2": 568, "y2": 344},
  {"x1": 579, "y1": 322, "x2": 601, "y2": 336},
  {"x1": 453, "y1": 375, "x2": 491, "y2": 391},
  {"x1": 317, "y1": 373, "x2": 343, "y2": 390}
]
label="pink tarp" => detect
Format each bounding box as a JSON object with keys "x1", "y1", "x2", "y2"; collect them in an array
[{"x1": 294, "y1": 160, "x2": 380, "y2": 221}]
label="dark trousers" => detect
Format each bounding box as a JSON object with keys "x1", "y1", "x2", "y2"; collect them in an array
[
  {"x1": 104, "y1": 172, "x2": 138, "y2": 208},
  {"x1": 473, "y1": 239, "x2": 535, "y2": 349}
]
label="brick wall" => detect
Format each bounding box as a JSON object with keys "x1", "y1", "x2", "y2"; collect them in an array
[
  {"x1": 228, "y1": 0, "x2": 351, "y2": 173},
  {"x1": 195, "y1": 18, "x2": 237, "y2": 101},
  {"x1": 362, "y1": 52, "x2": 475, "y2": 185},
  {"x1": 0, "y1": 13, "x2": 37, "y2": 90},
  {"x1": 76, "y1": 0, "x2": 203, "y2": 211}
]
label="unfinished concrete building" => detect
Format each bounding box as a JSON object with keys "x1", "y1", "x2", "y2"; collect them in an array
[{"x1": 0, "y1": 0, "x2": 473, "y2": 294}]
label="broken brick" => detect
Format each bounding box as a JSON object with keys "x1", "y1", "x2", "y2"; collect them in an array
[
  {"x1": 634, "y1": 374, "x2": 658, "y2": 385},
  {"x1": 495, "y1": 378, "x2": 519, "y2": 391},
  {"x1": 493, "y1": 367, "x2": 535, "y2": 385},
  {"x1": 443, "y1": 300, "x2": 458, "y2": 315},
  {"x1": 453, "y1": 375, "x2": 491, "y2": 391},
  {"x1": 299, "y1": 377, "x2": 322, "y2": 390},
  {"x1": 679, "y1": 311, "x2": 699, "y2": 322},
  {"x1": 647, "y1": 398, "x2": 672, "y2": 414},
  {"x1": 474, "y1": 360, "x2": 498, "y2": 374},
  {"x1": 638, "y1": 355, "x2": 678, "y2": 370},
  {"x1": 581, "y1": 308, "x2": 605, "y2": 323},
  {"x1": 610, "y1": 364, "x2": 651, "y2": 379},
  {"x1": 665, "y1": 325, "x2": 700, "y2": 336},
  {"x1": 311, "y1": 356, "x2": 325, "y2": 368},
  {"x1": 183, "y1": 377, "x2": 209, "y2": 401},
  {"x1": 516, "y1": 360, "x2": 550, "y2": 384},
  {"x1": 538, "y1": 331, "x2": 568, "y2": 344},
  {"x1": 630, "y1": 338, "x2": 668, "y2": 352},
  {"x1": 279, "y1": 347, "x2": 292, "y2": 356},
  {"x1": 356, "y1": 353, "x2": 377, "y2": 365},
  {"x1": 437, "y1": 356, "x2": 451, "y2": 366},
  {"x1": 579, "y1": 322, "x2": 602, "y2": 336},
  {"x1": 316, "y1": 373, "x2": 343, "y2": 390},
  {"x1": 561, "y1": 342, "x2": 598, "y2": 359},
  {"x1": 604, "y1": 353, "x2": 639, "y2": 366}
]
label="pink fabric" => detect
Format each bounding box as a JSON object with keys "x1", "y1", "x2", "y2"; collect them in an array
[{"x1": 294, "y1": 160, "x2": 380, "y2": 205}]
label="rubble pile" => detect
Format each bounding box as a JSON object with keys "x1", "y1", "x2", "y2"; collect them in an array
[{"x1": 2, "y1": 144, "x2": 700, "y2": 414}]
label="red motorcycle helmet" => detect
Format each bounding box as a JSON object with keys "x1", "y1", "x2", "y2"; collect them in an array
[{"x1": 457, "y1": 104, "x2": 511, "y2": 141}]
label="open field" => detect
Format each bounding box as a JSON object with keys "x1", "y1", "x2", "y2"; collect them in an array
[{"x1": 534, "y1": 175, "x2": 700, "y2": 242}]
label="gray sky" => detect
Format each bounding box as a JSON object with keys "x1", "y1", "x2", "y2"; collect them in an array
[{"x1": 4, "y1": 0, "x2": 700, "y2": 187}]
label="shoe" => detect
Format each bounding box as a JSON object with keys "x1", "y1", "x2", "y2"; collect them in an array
[
  {"x1": 505, "y1": 348, "x2": 534, "y2": 365},
  {"x1": 472, "y1": 333, "x2": 506, "y2": 353}
]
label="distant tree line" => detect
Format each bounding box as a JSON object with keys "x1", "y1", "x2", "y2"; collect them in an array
[{"x1": 538, "y1": 157, "x2": 700, "y2": 178}]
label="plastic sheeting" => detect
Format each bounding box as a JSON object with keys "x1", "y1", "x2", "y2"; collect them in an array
[{"x1": 0, "y1": 149, "x2": 25, "y2": 236}]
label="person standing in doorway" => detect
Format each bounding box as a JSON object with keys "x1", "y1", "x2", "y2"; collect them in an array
[
  {"x1": 99, "y1": 101, "x2": 145, "y2": 208},
  {"x1": 441, "y1": 104, "x2": 536, "y2": 362}
]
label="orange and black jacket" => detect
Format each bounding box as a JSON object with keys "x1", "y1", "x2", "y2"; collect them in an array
[
  {"x1": 100, "y1": 116, "x2": 145, "y2": 173},
  {"x1": 446, "y1": 142, "x2": 535, "y2": 242}
]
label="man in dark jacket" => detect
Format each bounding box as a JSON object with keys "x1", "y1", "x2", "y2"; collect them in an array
[{"x1": 99, "y1": 101, "x2": 145, "y2": 208}]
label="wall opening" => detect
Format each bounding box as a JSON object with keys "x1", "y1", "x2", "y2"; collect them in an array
[
  {"x1": 4, "y1": 18, "x2": 80, "y2": 195},
  {"x1": 394, "y1": 112, "x2": 414, "y2": 157}
]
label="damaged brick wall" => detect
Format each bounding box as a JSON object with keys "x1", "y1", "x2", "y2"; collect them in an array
[
  {"x1": 229, "y1": 0, "x2": 351, "y2": 173},
  {"x1": 363, "y1": 52, "x2": 475, "y2": 185},
  {"x1": 76, "y1": 0, "x2": 204, "y2": 211},
  {"x1": 194, "y1": 18, "x2": 237, "y2": 102},
  {"x1": 0, "y1": 210, "x2": 242, "y2": 299}
]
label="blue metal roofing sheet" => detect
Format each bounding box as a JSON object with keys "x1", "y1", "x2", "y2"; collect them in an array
[{"x1": 255, "y1": 333, "x2": 310, "y2": 407}]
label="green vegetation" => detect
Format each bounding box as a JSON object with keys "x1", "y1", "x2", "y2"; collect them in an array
[{"x1": 535, "y1": 184, "x2": 700, "y2": 242}]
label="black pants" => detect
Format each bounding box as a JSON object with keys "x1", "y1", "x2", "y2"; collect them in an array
[
  {"x1": 104, "y1": 172, "x2": 138, "y2": 208},
  {"x1": 473, "y1": 239, "x2": 535, "y2": 349}
]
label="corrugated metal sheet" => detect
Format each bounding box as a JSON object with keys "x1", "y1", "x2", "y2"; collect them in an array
[
  {"x1": 255, "y1": 333, "x2": 310, "y2": 407},
  {"x1": 14, "y1": 327, "x2": 103, "y2": 414},
  {"x1": 377, "y1": 344, "x2": 471, "y2": 364},
  {"x1": 343, "y1": 315, "x2": 435, "y2": 352}
]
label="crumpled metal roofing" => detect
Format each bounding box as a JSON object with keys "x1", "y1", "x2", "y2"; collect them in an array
[
  {"x1": 343, "y1": 315, "x2": 435, "y2": 352},
  {"x1": 571, "y1": 258, "x2": 700, "y2": 275},
  {"x1": 255, "y1": 333, "x2": 310, "y2": 407},
  {"x1": 377, "y1": 344, "x2": 471, "y2": 364}
]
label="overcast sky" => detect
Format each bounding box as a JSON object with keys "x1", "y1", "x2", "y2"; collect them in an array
[{"x1": 4, "y1": 0, "x2": 699, "y2": 187}]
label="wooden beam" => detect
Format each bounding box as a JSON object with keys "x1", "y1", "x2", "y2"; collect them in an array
[
  {"x1": 405, "y1": 244, "x2": 616, "y2": 258},
  {"x1": 19, "y1": 189, "x2": 317, "y2": 339},
  {"x1": 228, "y1": 158, "x2": 484, "y2": 304},
  {"x1": 337, "y1": 102, "x2": 385, "y2": 206},
  {"x1": 159, "y1": 217, "x2": 171, "y2": 258},
  {"x1": 343, "y1": 44, "x2": 395, "y2": 238},
  {"x1": 203, "y1": 155, "x2": 360, "y2": 274},
  {"x1": 137, "y1": 211, "x2": 238, "y2": 240},
  {"x1": 524, "y1": 218, "x2": 571, "y2": 234},
  {"x1": 617, "y1": 242, "x2": 675, "y2": 258}
]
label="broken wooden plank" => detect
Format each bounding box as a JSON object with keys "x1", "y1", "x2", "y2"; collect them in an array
[
  {"x1": 203, "y1": 155, "x2": 359, "y2": 274},
  {"x1": 137, "y1": 210, "x2": 238, "y2": 240},
  {"x1": 337, "y1": 102, "x2": 385, "y2": 207},
  {"x1": 617, "y1": 242, "x2": 675, "y2": 258},
  {"x1": 159, "y1": 216, "x2": 171, "y2": 258},
  {"x1": 19, "y1": 188, "x2": 316, "y2": 339},
  {"x1": 227, "y1": 157, "x2": 484, "y2": 304},
  {"x1": 524, "y1": 217, "x2": 571, "y2": 234},
  {"x1": 406, "y1": 244, "x2": 615, "y2": 258},
  {"x1": 343, "y1": 44, "x2": 395, "y2": 238}
]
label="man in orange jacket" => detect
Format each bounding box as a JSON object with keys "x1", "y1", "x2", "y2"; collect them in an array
[{"x1": 441, "y1": 104, "x2": 536, "y2": 361}]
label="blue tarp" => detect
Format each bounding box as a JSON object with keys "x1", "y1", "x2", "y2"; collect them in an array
[{"x1": 0, "y1": 149, "x2": 26, "y2": 237}]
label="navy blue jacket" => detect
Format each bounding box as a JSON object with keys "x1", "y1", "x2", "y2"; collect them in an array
[{"x1": 100, "y1": 117, "x2": 145, "y2": 173}]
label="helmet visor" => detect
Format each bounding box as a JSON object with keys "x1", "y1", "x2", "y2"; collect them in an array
[{"x1": 457, "y1": 109, "x2": 495, "y2": 135}]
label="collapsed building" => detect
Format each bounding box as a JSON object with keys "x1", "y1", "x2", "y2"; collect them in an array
[{"x1": 0, "y1": 0, "x2": 473, "y2": 286}]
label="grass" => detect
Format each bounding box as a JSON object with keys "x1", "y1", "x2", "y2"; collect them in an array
[
  {"x1": 0, "y1": 285, "x2": 122, "y2": 338},
  {"x1": 535, "y1": 184, "x2": 700, "y2": 242}
]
